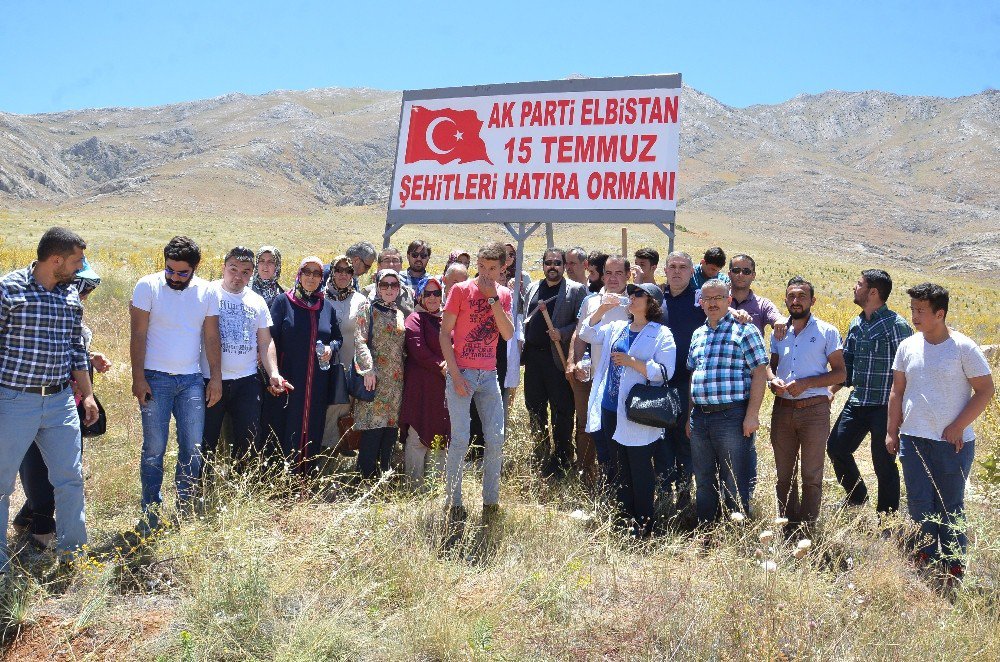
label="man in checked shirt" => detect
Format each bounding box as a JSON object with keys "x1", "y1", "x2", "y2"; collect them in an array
[
  {"x1": 0, "y1": 227, "x2": 99, "y2": 572},
  {"x1": 827, "y1": 270, "x2": 912, "y2": 515}
]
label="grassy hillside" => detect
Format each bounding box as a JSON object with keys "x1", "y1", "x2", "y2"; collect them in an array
[{"x1": 1, "y1": 212, "x2": 998, "y2": 660}]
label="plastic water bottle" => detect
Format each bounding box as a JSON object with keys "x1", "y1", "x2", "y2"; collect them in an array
[
  {"x1": 578, "y1": 350, "x2": 592, "y2": 382},
  {"x1": 315, "y1": 341, "x2": 330, "y2": 371}
]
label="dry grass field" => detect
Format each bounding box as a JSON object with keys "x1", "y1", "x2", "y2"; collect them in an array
[{"x1": 1, "y1": 208, "x2": 998, "y2": 660}]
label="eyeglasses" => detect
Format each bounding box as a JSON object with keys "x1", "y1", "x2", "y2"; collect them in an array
[
  {"x1": 409, "y1": 252, "x2": 430, "y2": 259},
  {"x1": 422, "y1": 289, "x2": 442, "y2": 298},
  {"x1": 729, "y1": 267, "x2": 753, "y2": 276},
  {"x1": 379, "y1": 281, "x2": 401, "y2": 290},
  {"x1": 333, "y1": 266, "x2": 354, "y2": 275},
  {"x1": 300, "y1": 269, "x2": 323, "y2": 278},
  {"x1": 544, "y1": 260, "x2": 563, "y2": 267},
  {"x1": 164, "y1": 267, "x2": 192, "y2": 278},
  {"x1": 361, "y1": 260, "x2": 374, "y2": 270},
  {"x1": 381, "y1": 258, "x2": 403, "y2": 266},
  {"x1": 701, "y1": 295, "x2": 727, "y2": 303}
]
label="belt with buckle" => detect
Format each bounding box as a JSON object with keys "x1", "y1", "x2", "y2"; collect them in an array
[
  {"x1": 774, "y1": 394, "x2": 829, "y2": 409},
  {"x1": 17, "y1": 381, "x2": 72, "y2": 396},
  {"x1": 697, "y1": 400, "x2": 747, "y2": 414}
]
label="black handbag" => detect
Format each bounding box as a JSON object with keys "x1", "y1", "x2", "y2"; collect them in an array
[
  {"x1": 328, "y1": 363, "x2": 351, "y2": 405},
  {"x1": 625, "y1": 363, "x2": 683, "y2": 429},
  {"x1": 78, "y1": 393, "x2": 107, "y2": 437},
  {"x1": 346, "y1": 307, "x2": 377, "y2": 402}
]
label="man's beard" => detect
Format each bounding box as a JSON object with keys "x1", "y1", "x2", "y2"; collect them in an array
[
  {"x1": 788, "y1": 308, "x2": 810, "y2": 320},
  {"x1": 54, "y1": 267, "x2": 76, "y2": 284},
  {"x1": 166, "y1": 278, "x2": 191, "y2": 291},
  {"x1": 409, "y1": 265, "x2": 426, "y2": 275}
]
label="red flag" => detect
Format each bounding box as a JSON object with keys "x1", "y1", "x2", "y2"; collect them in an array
[{"x1": 404, "y1": 106, "x2": 493, "y2": 165}]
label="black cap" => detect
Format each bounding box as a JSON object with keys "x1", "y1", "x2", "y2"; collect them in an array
[{"x1": 626, "y1": 282, "x2": 664, "y2": 305}]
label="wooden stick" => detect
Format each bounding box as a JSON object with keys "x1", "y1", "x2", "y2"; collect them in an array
[
  {"x1": 539, "y1": 306, "x2": 567, "y2": 369},
  {"x1": 621, "y1": 227, "x2": 628, "y2": 260}
]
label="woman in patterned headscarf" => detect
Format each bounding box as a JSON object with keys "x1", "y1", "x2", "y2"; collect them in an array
[
  {"x1": 261, "y1": 256, "x2": 342, "y2": 474},
  {"x1": 353, "y1": 268, "x2": 407, "y2": 479},
  {"x1": 251, "y1": 246, "x2": 284, "y2": 305}
]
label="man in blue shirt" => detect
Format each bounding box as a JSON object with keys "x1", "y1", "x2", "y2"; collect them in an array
[
  {"x1": 686, "y1": 279, "x2": 769, "y2": 523},
  {"x1": 690, "y1": 247, "x2": 731, "y2": 290}
]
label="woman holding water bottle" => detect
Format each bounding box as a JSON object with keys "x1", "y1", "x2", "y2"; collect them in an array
[
  {"x1": 352, "y1": 269, "x2": 407, "y2": 478},
  {"x1": 261, "y1": 256, "x2": 342, "y2": 474}
]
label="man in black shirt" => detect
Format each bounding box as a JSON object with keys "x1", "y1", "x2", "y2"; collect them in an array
[{"x1": 523, "y1": 248, "x2": 587, "y2": 477}]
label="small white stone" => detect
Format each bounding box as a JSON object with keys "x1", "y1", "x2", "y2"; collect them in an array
[
  {"x1": 730, "y1": 512, "x2": 746, "y2": 523},
  {"x1": 759, "y1": 530, "x2": 774, "y2": 544},
  {"x1": 797, "y1": 539, "x2": 812, "y2": 551},
  {"x1": 761, "y1": 560, "x2": 777, "y2": 571},
  {"x1": 774, "y1": 517, "x2": 789, "y2": 526}
]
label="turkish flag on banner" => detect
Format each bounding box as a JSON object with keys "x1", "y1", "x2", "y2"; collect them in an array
[{"x1": 404, "y1": 106, "x2": 494, "y2": 165}]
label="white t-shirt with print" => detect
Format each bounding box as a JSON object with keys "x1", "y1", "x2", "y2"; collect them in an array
[
  {"x1": 200, "y1": 281, "x2": 272, "y2": 380},
  {"x1": 132, "y1": 273, "x2": 219, "y2": 375},
  {"x1": 893, "y1": 330, "x2": 991, "y2": 443}
]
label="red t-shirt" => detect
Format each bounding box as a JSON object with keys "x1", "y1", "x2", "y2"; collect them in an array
[{"x1": 444, "y1": 279, "x2": 513, "y2": 370}]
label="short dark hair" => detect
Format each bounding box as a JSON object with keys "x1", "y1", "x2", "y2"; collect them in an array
[
  {"x1": 478, "y1": 241, "x2": 506, "y2": 263},
  {"x1": 603, "y1": 255, "x2": 631, "y2": 277},
  {"x1": 37, "y1": 227, "x2": 86, "y2": 261},
  {"x1": 703, "y1": 247, "x2": 727, "y2": 268},
  {"x1": 861, "y1": 269, "x2": 892, "y2": 302},
  {"x1": 587, "y1": 250, "x2": 609, "y2": 276},
  {"x1": 543, "y1": 247, "x2": 566, "y2": 262},
  {"x1": 634, "y1": 247, "x2": 659, "y2": 267},
  {"x1": 786, "y1": 276, "x2": 815, "y2": 298},
  {"x1": 729, "y1": 254, "x2": 756, "y2": 271},
  {"x1": 906, "y1": 282, "x2": 949, "y2": 317},
  {"x1": 164, "y1": 236, "x2": 201, "y2": 268},
  {"x1": 407, "y1": 239, "x2": 431, "y2": 256},
  {"x1": 225, "y1": 246, "x2": 255, "y2": 264}
]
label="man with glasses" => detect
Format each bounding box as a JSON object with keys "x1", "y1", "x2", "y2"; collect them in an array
[
  {"x1": 523, "y1": 248, "x2": 587, "y2": 478},
  {"x1": 728, "y1": 254, "x2": 782, "y2": 336},
  {"x1": 362, "y1": 246, "x2": 415, "y2": 315},
  {"x1": 402, "y1": 240, "x2": 432, "y2": 293},
  {"x1": 201, "y1": 247, "x2": 285, "y2": 473},
  {"x1": 345, "y1": 241, "x2": 377, "y2": 289},
  {"x1": 130, "y1": 236, "x2": 221, "y2": 533}
]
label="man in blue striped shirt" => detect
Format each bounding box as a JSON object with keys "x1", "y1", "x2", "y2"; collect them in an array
[
  {"x1": 0, "y1": 227, "x2": 99, "y2": 572},
  {"x1": 686, "y1": 279, "x2": 769, "y2": 523},
  {"x1": 827, "y1": 269, "x2": 912, "y2": 514}
]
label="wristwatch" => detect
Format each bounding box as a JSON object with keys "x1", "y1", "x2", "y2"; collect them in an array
[{"x1": 487, "y1": 296, "x2": 499, "y2": 305}]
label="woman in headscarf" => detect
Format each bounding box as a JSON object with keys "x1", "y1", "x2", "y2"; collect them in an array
[
  {"x1": 261, "y1": 256, "x2": 342, "y2": 474},
  {"x1": 321, "y1": 255, "x2": 369, "y2": 452},
  {"x1": 251, "y1": 246, "x2": 284, "y2": 305},
  {"x1": 353, "y1": 269, "x2": 407, "y2": 479},
  {"x1": 400, "y1": 277, "x2": 450, "y2": 489}
]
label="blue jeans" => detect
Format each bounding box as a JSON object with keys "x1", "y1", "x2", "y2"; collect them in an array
[
  {"x1": 689, "y1": 403, "x2": 755, "y2": 523},
  {"x1": 0, "y1": 384, "x2": 86, "y2": 570},
  {"x1": 899, "y1": 434, "x2": 974, "y2": 565},
  {"x1": 139, "y1": 370, "x2": 205, "y2": 527},
  {"x1": 444, "y1": 369, "x2": 505, "y2": 509}
]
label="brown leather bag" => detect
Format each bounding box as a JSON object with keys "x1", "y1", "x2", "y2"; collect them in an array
[{"x1": 335, "y1": 414, "x2": 362, "y2": 453}]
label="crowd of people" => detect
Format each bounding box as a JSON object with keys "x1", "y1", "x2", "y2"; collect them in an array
[{"x1": 0, "y1": 227, "x2": 995, "y2": 585}]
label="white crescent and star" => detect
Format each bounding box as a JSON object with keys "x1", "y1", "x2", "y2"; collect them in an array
[{"x1": 425, "y1": 117, "x2": 465, "y2": 155}]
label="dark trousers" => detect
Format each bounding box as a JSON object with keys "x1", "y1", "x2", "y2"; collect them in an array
[
  {"x1": 203, "y1": 375, "x2": 264, "y2": 467},
  {"x1": 523, "y1": 345, "x2": 576, "y2": 466},
  {"x1": 654, "y1": 383, "x2": 692, "y2": 495},
  {"x1": 614, "y1": 440, "x2": 657, "y2": 533},
  {"x1": 827, "y1": 401, "x2": 899, "y2": 513},
  {"x1": 358, "y1": 426, "x2": 398, "y2": 478},
  {"x1": 13, "y1": 441, "x2": 57, "y2": 535}
]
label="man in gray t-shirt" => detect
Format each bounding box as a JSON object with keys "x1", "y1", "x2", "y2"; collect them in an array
[{"x1": 887, "y1": 283, "x2": 994, "y2": 581}]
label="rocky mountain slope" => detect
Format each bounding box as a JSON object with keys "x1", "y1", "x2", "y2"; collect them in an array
[{"x1": 1, "y1": 84, "x2": 997, "y2": 270}]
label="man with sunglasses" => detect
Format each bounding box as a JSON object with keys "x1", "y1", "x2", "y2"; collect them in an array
[
  {"x1": 402, "y1": 240, "x2": 432, "y2": 293},
  {"x1": 345, "y1": 241, "x2": 377, "y2": 289},
  {"x1": 523, "y1": 248, "x2": 587, "y2": 478},
  {"x1": 728, "y1": 254, "x2": 782, "y2": 336},
  {"x1": 130, "y1": 236, "x2": 221, "y2": 533}
]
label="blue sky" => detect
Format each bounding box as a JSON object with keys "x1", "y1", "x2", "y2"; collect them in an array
[{"x1": 1, "y1": 1, "x2": 996, "y2": 114}]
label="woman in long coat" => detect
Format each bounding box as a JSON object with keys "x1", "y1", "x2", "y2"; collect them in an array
[
  {"x1": 262, "y1": 256, "x2": 342, "y2": 474},
  {"x1": 400, "y1": 277, "x2": 450, "y2": 489}
]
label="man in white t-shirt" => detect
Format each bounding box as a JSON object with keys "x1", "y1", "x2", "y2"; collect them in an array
[
  {"x1": 888, "y1": 283, "x2": 995, "y2": 582},
  {"x1": 130, "y1": 236, "x2": 221, "y2": 533},
  {"x1": 201, "y1": 247, "x2": 285, "y2": 471},
  {"x1": 567, "y1": 254, "x2": 630, "y2": 485}
]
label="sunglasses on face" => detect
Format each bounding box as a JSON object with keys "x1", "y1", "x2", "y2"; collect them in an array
[
  {"x1": 544, "y1": 260, "x2": 563, "y2": 267},
  {"x1": 164, "y1": 267, "x2": 192, "y2": 278},
  {"x1": 730, "y1": 267, "x2": 753, "y2": 276},
  {"x1": 629, "y1": 290, "x2": 647, "y2": 298},
  {"x1": 379, "y1": 281, "x2": 401, "y2": 290},
  {"x1": 333, "y1": 266, "x2": 354, "y2": 274},
  {"x1": 422, "y1": 289, "x2": 442, "y2": 298},
  {"x1": 300, "y1": 268, "x2": 323, "y2": 278},
  {"x1": 410, "y1": 252, "x2": 430, "y2": 259}
]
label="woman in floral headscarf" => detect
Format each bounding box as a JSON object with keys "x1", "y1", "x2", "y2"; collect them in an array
[
  {"x1": 261, "y1": 256, "x2": 342, "y2": 474},
  {"x1": 353, "y1": 268, "x2": 407, "y2": 478},
  {"x1": 251, "y1": 245, "x2": 284, "y2": 305}
]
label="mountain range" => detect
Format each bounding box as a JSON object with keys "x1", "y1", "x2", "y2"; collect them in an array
[{"x1": 1, "y1": 84, "x2": 997, "y2": 271}]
